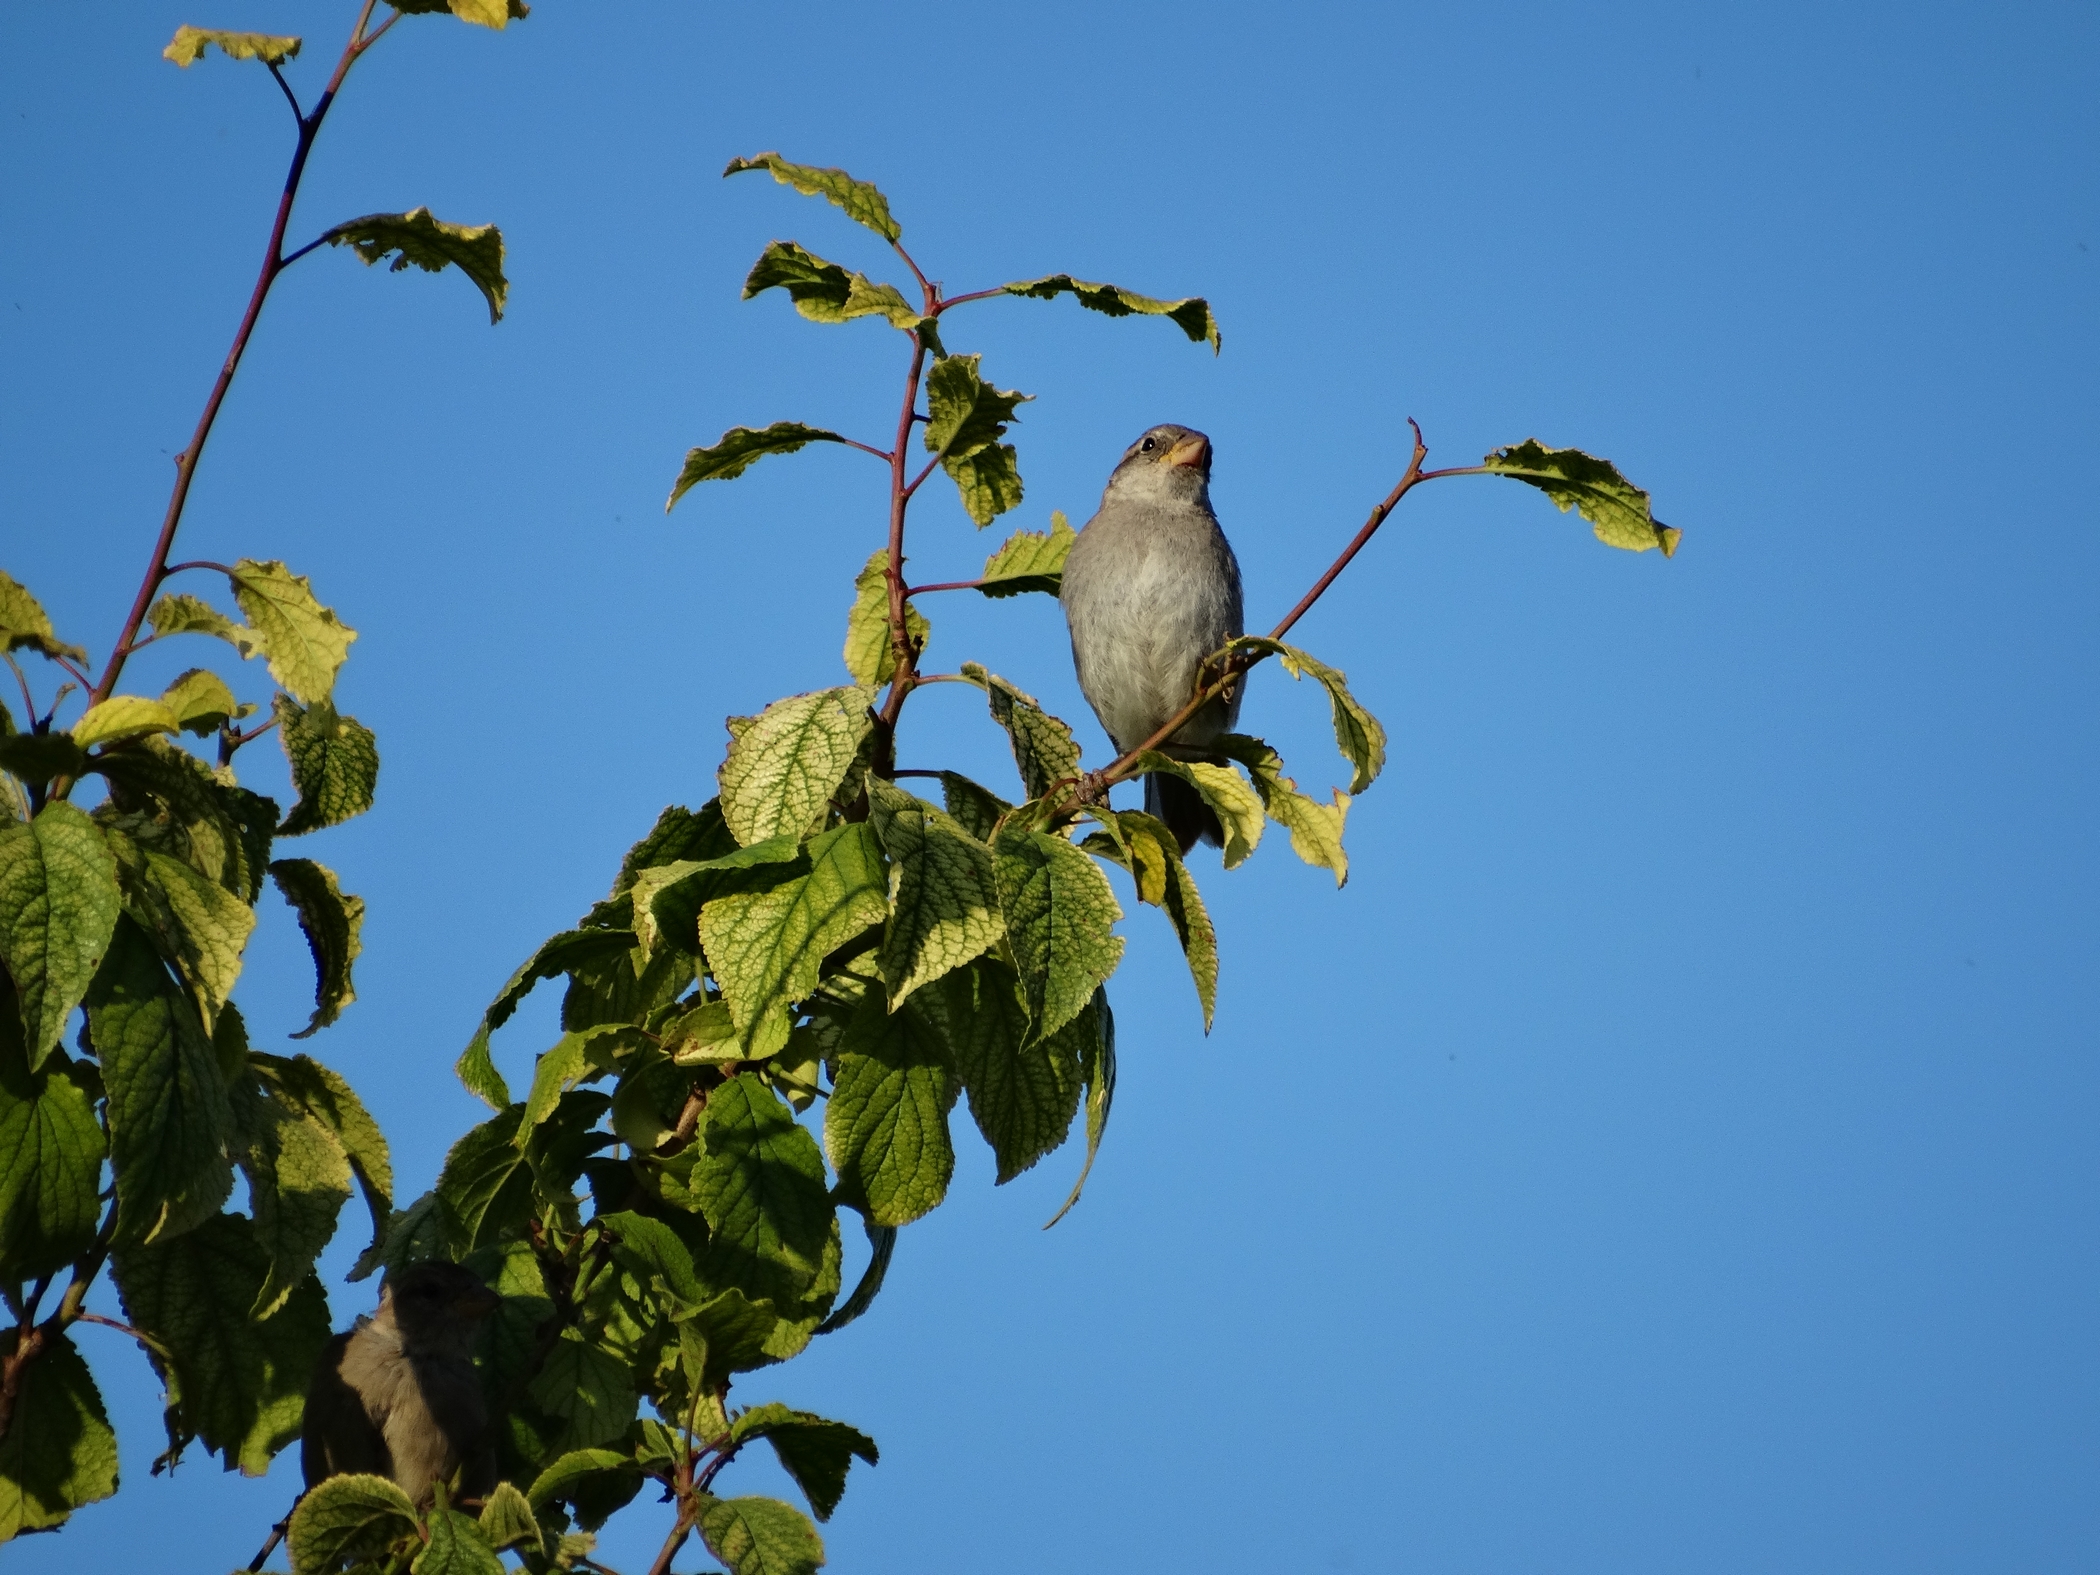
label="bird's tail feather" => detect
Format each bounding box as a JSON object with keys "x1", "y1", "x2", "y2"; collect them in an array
[{"x1": 1145, "y1": 770, "x2": 1221, "y2": 856}]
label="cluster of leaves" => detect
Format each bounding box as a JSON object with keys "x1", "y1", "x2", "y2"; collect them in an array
[{"x1": 0, "y1": 0, "x2": 522, "y2": 1552}]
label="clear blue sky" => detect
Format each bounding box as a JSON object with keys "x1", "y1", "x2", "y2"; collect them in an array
[{"x1": 4, "y1": 1, "x2": 2097, "y2": 1570}]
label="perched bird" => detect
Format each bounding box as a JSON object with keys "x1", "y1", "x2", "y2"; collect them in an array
[
  {"x1": 301, "y1": 1260, "x2": 502, "y2": 1506},
  {"x1": 1060, "y1": 424, "x2": 1245, "y2": 853}
]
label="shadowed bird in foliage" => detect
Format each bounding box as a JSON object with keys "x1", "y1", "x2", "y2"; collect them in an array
[
  {"x1": 1060, "y1": 424, "x2": 1245, "y2": 853},
  {"x1": 300, "y1": 1260, "x2": 502, "y2": 1506}
]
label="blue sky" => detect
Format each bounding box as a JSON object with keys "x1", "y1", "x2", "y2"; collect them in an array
[{"x1": 3, "y1": 1, "x2": 2097, "y2": 1570}]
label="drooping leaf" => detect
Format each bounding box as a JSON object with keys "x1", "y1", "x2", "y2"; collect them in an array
[
  {"x1": 1226, "y1": 636, "x2": 1386, "y2": 795},
  {"x1": 689, "y1": 1073, "x2": 836, "y2": 1314},
  {"x1": 528, "y1": 1329, "x2": 638, "y2": 1452},
  {"x1": 936, "y1": 772, "x2": 1010, "y2": 843},
  {"x1": 162, "y1": 25, "x2": 301, "y2": 65},
  {"x1": 418, "y1": 1489, "x2": 507, "y2": 1575},
  {"x1": 922, "y1": 956, "x2": 1082, "y2": 1184},
  {"x1": 1094, "y1": 811, "x2": 1217, "y2": 1029},
  {"x1": 252, "y1": 1051, "x2": 392, "y2": 1260},
  {"x1": 267, "y1": 858, "x2": 364, "y2": 1036},
  {"x1": 923, "y1": 355, "x2": 1030, "y2": 527},
  {"x1": 0, "y1": 801, "x2": 120, "y2": 1068},
  {"x1": 132, "y1": 845, "x2": 256, "y2": 1028},
  {"x1": 1002, "y1": 273, "x2": 1220, "y2": 352},
  {"x1": 977, "y1": 510, "x2": 1075, "y2": 597},
  {"x1": 667, "y1": 423, "x2": 850, "y2": 512},
  {"x1": 1481, "y1": 439, "x2": 1680, "y2": 556},
  {"x1": 159, "y1": 668, "x2": 242, "y2": 737},
  {"x1": 388, "y1": 0, "x2": 532, "y2": 27},
  {"x1": 275, "y1": 695, "x2": 379, "y2": 835},
  {"x1": 717, "y1": 686, "x2": 874, "y2": 847},
  {"x1": 699, "y1": 824, "x2": 888, "y2": 1058},
  {"x1": 348, "y1": 1188, "x2": 444, "y2": 1284},
  {"x1": 742, "y1": 240, "x2": 917, "y2": 329},
  {"x1": 628, "y1": 837, "x2": 805, "y2": 962},
  {"x1": 812, "y1": 1212, "x2": 895, "y2": 1337},
  {"x1": 828, "y1": 992, "x2": 956, "y2": 1227},
  {"x1": 0, "y1": 1329, "x2": 117, "y2": 1539},
  {"x1": 325, "y1": 208, "x2": 508, "y2": 324},
  {"x1": 286, "y1": 1473, "x2": 421, "y2": 1575},
  {"x1": 723, "y1": 151, "x2": 902, "y2": 242},
  {"x1": 455, "y1": 928, "x2": 637, "y2": 1109},
  {"x1": 696, "y1": 1493, "x2": 826, "y2": 1575},
  {"x1": 1124, "y1": 751, "x2": 1265, "y2": 869},
  {"x1": 1044, "y1": 989, "x2": 1115, "y2": 1228},
  {"x1": 729, "y1": 1404, "x2": 879, "y2": 1522},
  {"x1": 477, "y1": 1480, "x2": 543, "y2": 1554},
  {"x1": 1211, "y1": 734, "x2": 1349, "y2": 886},
  {"x1": 70, "y1": 695, "x2": 181, "y2": 750},
  {"x1": 865, "y1": 779, "x2": 1001, "y2": 1008},
  {"x1": 435, "y1": 1106, "x2": 533, "y2": 1254},
  {"x1": 144, "y1": 592, "x2": 261, "y2": 659},
  {"x1": 230, "y1": 1079, "x2": 353, "y2": 1319},
  {"x1": 610, "y1": 801, "x2": 735, "y2": 898},
  {"x1": 525, "y1": 1449, "x2": 637, "y2": 1520},
  {"x1": 87, "y1": 917, "x2": 233, "y2": 1244},
  {"x1": 92, "y1": 734, "x2": 277, "y2": 900},
  {"x1": 0, "y1": 571, "x2": 86, "y2": 665},
  {"x1": 960, "y1": 664, "x2": 1082, "y2": 801},
  {"x1": 944, "y1": 443, "x2": 1023, "y2": 527},
  {"x1": 841, "y1": 549, "x2": 929, "y2": 688},
  {"x1": 0, "y1": 733, "x2": 86, "y2": 788},
  {"x1": 222, "y1": 559, "x2": 355, "y2": 706},
  {"x1": 0, "y1": 985, "x2": 104, "y2": 1280},
  {"x1": 992, "y1": 827, "x2": 1123, "y2": 1040},
  {"x1": 111, "y1": 1213, "x2": 331, "y2": 1474}
]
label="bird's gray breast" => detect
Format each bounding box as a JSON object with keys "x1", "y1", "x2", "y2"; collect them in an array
[{"x1": 1061, "y1": 498, "x2": 1243, "y2": 752}]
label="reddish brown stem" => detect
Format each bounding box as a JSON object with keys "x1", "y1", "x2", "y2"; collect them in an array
[
  {"x1": 645, "y1": 1510, "x2": 694, "y2": 1575},
  {"x1": 904, "y1": 579, "x2": 983, "y2": 597}
]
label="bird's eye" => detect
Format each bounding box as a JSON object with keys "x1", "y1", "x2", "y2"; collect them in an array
[{"x1": 1140, "y1": 436, "x2": 1156, "y2": 453}]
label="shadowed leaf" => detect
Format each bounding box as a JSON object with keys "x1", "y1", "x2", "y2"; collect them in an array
[
  {"x1": 828, "y1": 991, "x2": 956, "y2": 1226},
  {"x1": 268, "y1": 858, "x2": 363, "y2": 1036},
  {"x1": 1003, "y1": 274, "x2": 1219, "y2": 351},
  {"x1": 275, "y1": 695, "x2": 378, "y2": 835},
  {"x1": 0, "y1": 1329, "x2": 117, "y2": 1538},
  {"x1": 0, "y1": 801, "x2": 120, "y2": 1068},
  {"x1": 992, "y1": 827, "x2": 1122, "y2": 1041},
  {"x1": 743, "y1": 240, "x2": 917, "y2": 329},
  {"x1": 729, "y1": 1403, "x2": 878, "y2": 1522},
  {"x1": 960, "y1": 664, "x2": 1081, "y2": 801},
  {"x1": 669, "y1": 422, "x2": 851, "y2": 512},
  {"x1": 1044, "y1": 989, "x2": 1114, "y2": 1228},
  {"x1": 0, "y1": 572, "x2": 84, "y2": 666}
]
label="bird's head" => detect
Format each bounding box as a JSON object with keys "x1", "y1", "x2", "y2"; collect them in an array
[
  {"x1": 1103, "y1": 424, "x2": 1213, "y2": 508},
  {"x1": 378, "y1": 1261, "x2": 503, "y2": 1356}
]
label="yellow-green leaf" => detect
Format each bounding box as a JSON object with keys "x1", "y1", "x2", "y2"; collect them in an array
[
  {"x1": 978, "y1": 510, "x2": 1075, "y2": 598},
  {"x1": 742, "y1": 240, "x2": 917, "y2": 328},
  {"x1": 0, "y1": 802, "x2": 120, "y2": 1069},
  {"x1": 992, "y1": 827, "x2": 1122, "y2": 1041},
  {"x1": 724, "y1": 152, "x2": 901, "y2": 242},
  {"x1": 1125, "y1": 752, "x2": 1264, "y2": 869},
  {"x1": 145, "y1": 592, "x2": 261, "y2": 659},
  {"x1": 0, "y1": 572, "x2": 86, "y2": 665},
  {"x1": 162, "y1": 26, "x2": 301, "y2": 66},
  {"x1": 668, "y1": 422, "x2": 850, "y2": 512},
  {"x1": 717, "y1": 686, "x2": 874, "y2": 847},
  {"x1": 1003, "y1": 273, "x2": 1220, "y2": 352},
  {"x1": 226, "y1": 559, "x2": 354, "y2": 705},
  {"x1": 160, "y1": 668, "x2": 242, "y2": 737},
  {"x1": 1227, "y1": 636, "x2": 1386, "y2": 795},
  {"x1": 1212, "y1": 733, "x2": 1349, "y2": 886},
  {"x1": 70, "y1": 696, "x2": 180, "y2": 750},
  {"x1": 1481, "y1": 439, "x2": 1681, "y2": 556},
  {"x1": 866, "y1": 780, "x2": 1002, "y2": 1009},
  {"x1": 842, "y1": 550, "x2": 928, "y2": 687},
  {"x1": 324, "y1": 208, "x2": 508, "y2": 324}
]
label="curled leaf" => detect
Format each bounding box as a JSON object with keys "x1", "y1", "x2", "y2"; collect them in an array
[
  {"x1": 668, "y1": 422, "x2": 850, "y2": 512},
  {"x1": 324, "y1": 208, "x2": 508, "y2": 324},
  {"x1": 724, "y1": 152, "x2": 901, "y2": 242},
  {"x1": 1003, "y1": 274, "x2": 1219, "y2": 352},
  {"x1": 162, "y1": 27, "x2": 301, "y2": 66},
  {"x1": 1481, "y1": 439, "x2": 1680, "y2": 556}
]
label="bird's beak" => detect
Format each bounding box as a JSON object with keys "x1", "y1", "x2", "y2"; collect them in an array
[{"x1": 1166, "y1": 434, "x2": 1210, "y2": 470}]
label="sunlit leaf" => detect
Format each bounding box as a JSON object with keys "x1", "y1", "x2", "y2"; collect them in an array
[
  {"x1": 0, "y1": 572, "x2": 84, "y2": 666},
  {"x1": 226, "y1": 559, "x2": 354, "y2": 706},
  {"x1": 866, "y1": 779, "x2": 1001, "y2": 1007},
  {"x1": 325, "y1": 208, "x2": 508, "y2": 324},
  {"x1": 1212, "y1": 733, "x2": 1349, "y2": 886},
  {"x1": 724, "y1": 152, "x2": 901, "y2": 242},
  {"x1": 159, "y1": 668, "x2": 241, "y2": 737},
  {"x1": 728, "y1": 1403, "x2": 879, "y2": 1522},
  {"x1": 144, "y1": 592, "x2": 260, "y2": 659},
  {"x1": 742, "y1": 240, "x2": 917, "y2": 328},
  {"x1": 668, "y1": 422, "x2": 852, "y2": 512},
  {"x1": 696, "y1": 1493, "x2": 826, "y2": 1575},
  {"x1": 1002, "y1": 273, "x2": 1220, "y2": 352},
  {"x1": 842, "y1": 549, "x2": 929, "y2": 688},
  {"x1": 960, "y1": 663, "x2": 1081, "y2": 801},
  {"x1": 992, "y1": 827, "x2": 1122, "y2": 1041},
  {"x1": 71, "y1": 696, "x2": 180, "y2": 751},
  {"x1": 1481, "y1": 439, "x2": 1681, "y2": 556},
  {"x1": 717, "y1": 685, "x2": 874, "y2": 846},
  {"x1": 1226, "y1": 636, "x2": 1386, "y2": 795},
  {"x1": 977, "y1": 510, "x2": 1075, "y2": 598}
]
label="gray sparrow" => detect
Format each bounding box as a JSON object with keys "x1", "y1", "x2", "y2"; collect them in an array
[
  {"x1": 1059, "y1": 424, "x2": 1244, "y2": 853},
  {"x1": 300, "y1": 1260, "x2": 502, "y2": 1506}
]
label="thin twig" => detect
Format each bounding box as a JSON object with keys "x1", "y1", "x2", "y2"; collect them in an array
[
  {"x1": 3, "y1": 654, "x2": 34, "y2": 726},
  {"x1": 73, "y1": 1311, "x2": 173, "y2": 1362},
  {"x1": 900, "y1": 453, "x2": 942, "y2": 499},
  {"x1": 246, "y1": 1511, "x2": 292, "y2": 1571},
  {"x1": 160, "y1": 559, "x2": 237, "y2": 579},
  {"x1": 265, "y1": 60, "x2": 302, "y2": 123},
  {"x1": 932, "y1": 285, "x2": 1006, "y2": 313},
  {"x1": 1265, "y1": 417, "x2": 1429, "y2": 643},
  {"x1": 903, "y1": 579, "x2": 983, "y2": 596},
  {"x1": 838, "y1": 437, "x2": 894, "y2": 463}
]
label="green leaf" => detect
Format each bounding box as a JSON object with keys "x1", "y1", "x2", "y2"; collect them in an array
[
  {"x1": 699, "y1": 824, "x2": 888, "y2": 1058},
  {"x1": 159, "y1": 668, "x2": 242, "y2": 736},
  {"x1": 0, "y1": 996, "x2": 104, "y2": 1279},
  {"x1": 230, "y1": 1078, "x2": 353, "y2": 1319},
  {"x1": 936, "y1": 772, "x2": 1010, "y2": 843},
  {"x1": 724, "y1": 151, "x2": 901, "y2": 242},
  {"x1": 1226, "y1": 636, "x2": 1387, "y2": 795},
  {"x1": 1481, "y1": 439, "x2": 1681, "y2": 556},
  {"x1": 0, "y1": 733, "x2": 86, "y2": 788},
  {"x1": 923, "y1": 956, "x2": 1081, "y2": 1184},
  {"x1": 325, "y1": 208, "x2": 508, "y2": 324},
  {"x1": 477, "y1": 1480, "x2": 542, "y2": 1553},
  {"x1": 610, "y1": 801, "x2": 735, "y2": 898},
  {"x1": 1124, "y1": 751, "x2": 1265, "y2": 869},
  {"x1": 865, "y1": 779, "x2": 1001, "y2": 1008},
  {"x1": 717, "y1": 686, "x2": 874, "y2": 848},
  {"x1": 528, "y1": 1328, "x2": 638, "y2": 1452},
  {"x1": 1002, "y1": 273, "x2": 1220, "y2": 352},
  {"x1": 812, "y1": 1213, "x2": 894, "y2": 1336},
  {"x1": 267, "y1": 858, "x2": 364, "y2": 1036},
  {"x1": 628, "y1": 835, "x2": 805, "y2": 959},
  {"x1": 923, "y1": 355, "x2": 1030, "y2": 527},
  {"x1": 224, "y1": 559, "x2": 355, "y2": 706},
  {"x1": 91, "y1": 735, "x2": 276, "y2": 901},
  {"x1": 992, "y1": 828, "x2": 1123, "y2": 1041},
  {"x1": 828, "y1": 990, "x2": 956, "y2": 1227},
  {"x1": 977, "y1": 509, "x2": 1075, "y2": 598},
  {"x1": 842, "y1": 549, "x2": 930, "y2": 688},
  {"x1": 696, "y1": 1493, "x2": 826, "y2": 1575},
  {"x1": 435, "y1": 1106, "x2": 533, "y2": 1254},
  {"x1": 71, "y1": 695, "x2": 181, "y2": 750},
  {"x1": 111, "y1": 1213, "x2": 332, "y2": 1474},
  {"x1": 518, "y1": 1030, "x2": 597, "y2": 1137},
  {"x1": 1092, "y1": 812, "x2": 1217, "y2": 1028},
  {"x1": 1211, "y1": 734, "x2": 1349, "y2": 886},
  {"x1": 0, "y1": 1329, "x2": 117, "y2": 1539},
  {"x1": 416, "y1": 1490, "x2": 506, "y2": 1575},
  {"x1": 144, "y1": 592, "x2": 261, "y2": 659},
  {"x1": 286, "y1": 1473, "x2": 420, "y2": 1575},
  {"x1": 0, "y1": 571, "x2": 86, "y2": 665},
  {"x1": 729, "y1": 1404, "x2": 878, "y2": 1522},
  {"x1": 128, "y1": 846, "x2": 256, "y2": 1029},
  {"x1": 667, "y1": 422, "x2": 850, "y2": 512},
  {"x1": 252, "y1": 1051, "x2": 393, "y2": 1261},
  {"x1": 689, "y1": 1073, "x2": 837, "y2": 1310},
  {"x1": 1044, "y1": 989, "x2": 1115, "y2": 1228},
  {"x1": 162, "y1": 25, "x2": 301, "y2": 65},
  {"x1": 348, "y1": 1188, "x2": 444, "y2": 1283},
  {"x1": 86, "y1": 917, "x2": 233, "y2": 1243},
  {"x1": 960, "y1": 663, "x2": 1082, "y2": 801},
  {"x1": 388, "y1": 0, "x2": 531, "y2": 27},
  {"x1": 456, "y1": 929, "x2": 636, "y2": 1109},
  {"x1": 742, "y1": 240, "x2": 917, "y2": 329},
  {"x1": 0, "y1": 801, "x2": 120, "y2": 1068},
  {"x1": 275, "y1": 695, "x2": 380, "y2": 835}
]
